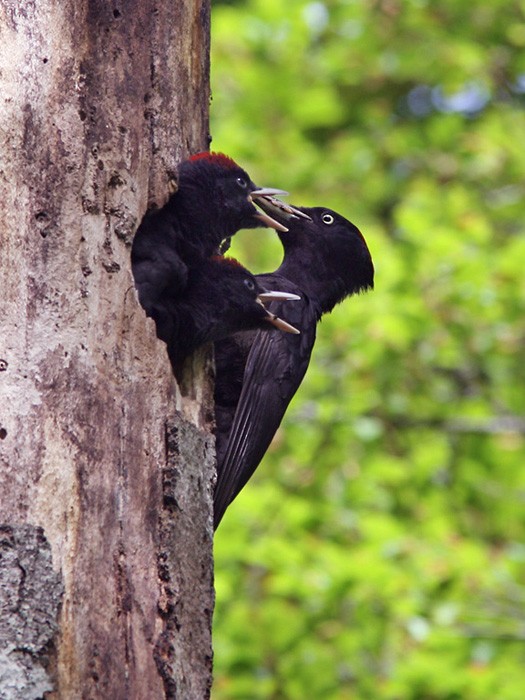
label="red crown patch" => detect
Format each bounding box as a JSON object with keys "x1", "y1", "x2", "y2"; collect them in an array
[
  {"x1": 210, "y1": 255, "x2": 245, "y2": 270},
  {"x1": 189, "y1": 152, "x2": 239, "y2": 170}
]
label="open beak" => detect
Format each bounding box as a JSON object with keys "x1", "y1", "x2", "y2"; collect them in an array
[
  {"x1": 265, "y1": 313, "x2": 300, "y2": 334},
  {"x1": 258, "y1": 291, "x2": 301, "y2": 303},
  {"x1": 248, "y1": 188, "x2": 291, "y2": 232},
  {"x1": 256, "y1": 291, "x2": 301, "y2": 334},
  {"x1": 251, "y1": 187, "x2": 289, "y2": 198},
  {"x1": 257, "y1": 195, "x2": 312, "y2": 224}
]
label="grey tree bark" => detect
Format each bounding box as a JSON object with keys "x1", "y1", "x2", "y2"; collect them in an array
[{"x1": 0, "y1": 1, "x2": 214, "y2": 698}]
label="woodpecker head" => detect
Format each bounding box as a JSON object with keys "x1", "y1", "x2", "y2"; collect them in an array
[
  {"x1": 257, "y1": 198, "x2": 374, "y2": 311},
  {"x1": 176, "y1": 153, "x2": 291, "y2": 253},
  {"x1": 203, "y1": 256, "x2": 300, "y2": 336}
]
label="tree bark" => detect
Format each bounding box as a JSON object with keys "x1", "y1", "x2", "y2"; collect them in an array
[{"x1": 0, "y1": 1, "x2": 213, "y2": 698}]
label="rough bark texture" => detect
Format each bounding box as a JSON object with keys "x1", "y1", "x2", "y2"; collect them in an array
[
  {"x1": 0, "y1": 1, "x2": 213, "y2": 698},
  {"x1": 0, "y1": 525, "x2": 63, "y2": 698}
]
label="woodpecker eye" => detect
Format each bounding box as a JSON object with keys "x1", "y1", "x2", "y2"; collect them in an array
[
  {"x1": 322, "y1": 213, "x2": 335, "y2": 225},
  {"x1": 236, "y1": 177, "x2": 248, "y2": 189},
  {"x1": 243, "y1": 278, "x2": 255, "y2": 291}
]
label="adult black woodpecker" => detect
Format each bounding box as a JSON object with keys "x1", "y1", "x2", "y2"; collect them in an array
[
  {"x1": 213, "y1": 203, "x2": 374, "y2": 529},
  {"x1": 164, "y1": 256, "x2": 300, "y2": 369},
  {"x1": 131, "y1": 152, "x2": 292, "y2": 341}
]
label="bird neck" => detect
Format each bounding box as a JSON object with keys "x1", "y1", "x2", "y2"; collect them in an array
[
  {"x1": 276, "y1": 249, "x2": 341, "y2": 316},
  {"x1": 276, "y1": 234, "x2": 373, "y2": 314}
]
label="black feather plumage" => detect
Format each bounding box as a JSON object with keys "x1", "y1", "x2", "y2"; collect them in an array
[{"x1": 213, "y1": 206, "x2": 374, "y2": 528}]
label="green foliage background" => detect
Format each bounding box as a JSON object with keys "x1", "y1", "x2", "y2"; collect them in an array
[{"x1": 210, "y1": 1, "x2": 525, "y2": 697}]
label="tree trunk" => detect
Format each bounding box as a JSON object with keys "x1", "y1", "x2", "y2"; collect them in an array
[{"x1": 0, "y1": 1, "x2": 213, "y2": 698}]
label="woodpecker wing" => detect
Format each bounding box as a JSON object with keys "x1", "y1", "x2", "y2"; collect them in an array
[
  {"x1": 213, "y1": 275, "x2": 319, "y2": 528},
  {"x1": 131, "y1": 206, "x2": 190, "y2": 325}
]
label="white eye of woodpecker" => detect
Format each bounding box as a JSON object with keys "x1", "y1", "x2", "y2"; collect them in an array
[
  {"x1": 236, "y1": 177, "x2": 248, "y2": 189},
  {"x1": 243, "y1": 278, "x2": 255, "y2": 291},
  {"x1": 322, "y1": 213, "x2": 335, "y2": 225}
]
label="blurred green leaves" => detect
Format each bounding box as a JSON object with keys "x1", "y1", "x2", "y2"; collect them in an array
[{"x1": 211, "y1": 0, "x2": 525, "y2": 697}]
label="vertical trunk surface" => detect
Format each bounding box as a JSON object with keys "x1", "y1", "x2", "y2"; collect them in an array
[{"x1": 0, "y1": 1, "x2": 213, "y2": 698}]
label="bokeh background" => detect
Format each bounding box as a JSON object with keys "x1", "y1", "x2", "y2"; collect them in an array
[{"x1": 210, "y1": 1, "x2": 525, "y2": 697}]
